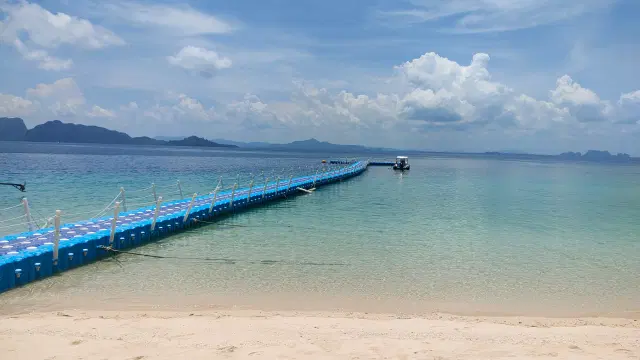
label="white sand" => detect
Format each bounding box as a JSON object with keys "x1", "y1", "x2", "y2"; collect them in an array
[{"x1": 1, "y1": 310, "x2": 638, "y2": 359}]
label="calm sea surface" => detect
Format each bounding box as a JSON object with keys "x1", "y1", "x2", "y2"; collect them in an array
[{"x1": 1, "y1": 142, "x2": 639, "y2": 317}]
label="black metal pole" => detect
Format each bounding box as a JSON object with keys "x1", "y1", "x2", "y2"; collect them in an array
[{"x1": 0, "y1": 182, "x2": 26, "y2": 192}]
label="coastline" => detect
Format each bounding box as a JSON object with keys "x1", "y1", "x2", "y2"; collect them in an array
[{"x1": 1, "y1": 309, "x2": 638, "y2": 359}]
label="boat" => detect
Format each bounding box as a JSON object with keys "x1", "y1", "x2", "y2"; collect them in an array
[{"x1": 392, "y1": 156, "x2": 410, "y2": 171}]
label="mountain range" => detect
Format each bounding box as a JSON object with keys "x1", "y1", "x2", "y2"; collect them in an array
[
  {"x1": 0, "y1": 117, "x2": 635, "y2": 162},
  {"x1": 0, "y1": 118, "x2": 236, "y2": 148}
]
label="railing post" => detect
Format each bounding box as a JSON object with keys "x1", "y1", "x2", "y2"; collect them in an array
[
  {"x1": 53, "y1": 210, "x2": 61, "y2": 266},
  {"x1": 151, "y1": 196, "x2": 163, "y2": 231},
  {"x1": 262, "y1": 177, "x2": 269, "y2": 199},
  {"x1": 209, "y1": 189, "x2": 218, "y2": 214},
  {"x1": 313, "y1": 171, "x2": 318, "y2": 188},
  {"x1": 247, "y1": 179, "x2": 254, "y2": 203},
  {"x1": 183, "y1": 193, "x2": 197, "y2": 223},
  {"x1": 177, "y1": 180, "x2": 184, "y2": 199},
  {"x1": 275, "y1": 177, "x2": 280, "y2": 196},
  {"x1": 230, "y1": 183, "x2": 238, "y2": 207},
  {"x1": 152, "y1": 183, "x2": 158, "y2": 202},
  {"x1": 217, "y1": 176, "x2": 222, "y2": 190},
  {"x1": 120, "y1": 187, "x2": 127, "y2": 212},
  {"x1": 109, "y1": 202, "x2": 121, "y2": 245},
  {"x1": 22, "y1": 198, "x2": 36, "y2": 232},
  {"x1": 287, "y1": 175, "x2": 293, "y2": 193}
]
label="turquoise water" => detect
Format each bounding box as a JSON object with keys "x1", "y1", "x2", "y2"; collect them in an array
[{"x1": 1, "y1": 143, "x2": 639, "y2": 317}]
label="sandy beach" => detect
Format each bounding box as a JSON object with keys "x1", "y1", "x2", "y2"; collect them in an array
[{"x1": 1, "y1": 310, "x2": 638, "y2": 359}]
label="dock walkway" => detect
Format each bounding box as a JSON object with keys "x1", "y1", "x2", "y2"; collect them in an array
[{"x1": 0, "y1": 161, "x2": 368, "y2": 293}]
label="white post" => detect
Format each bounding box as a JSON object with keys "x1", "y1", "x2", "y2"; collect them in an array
[
  {"x1": 247, "y1": 180, "x2": 254, "y2": 202},
  {"x1": 22, "y1": 198, "x2": 36, "y2": 232},
  {"x1": 53, "y1": 210, "x2": 61, "y2": 264},
  {"x1": 177, "y1": 180, "x2": 184, "y2": 198},
  {"x1": 275, "y1": 177, "x2": 280, "y2": 196},
  {"x1": 120, "y1": 187, "x2": 127, "y2": 212},
  {"x1": 262, "y1": 177, "x2": 269, "y2": 199},
  {"x1": 151, "y1": 196, "x2": 163, "y2": 231},
  {"x1": 313, "y1": 170, "x2": 318, "y2": 188},
  {"x1": 209, "y1": 189, "x2": 218, "y2": 214},
  {"x1": 109, "y1": 202, "x2": 121, "y2": 245},
  {"x1": 230, "y1": 183, "x2": 238, "y2": 207},
  {"x1": 152, "y1": 183, "x2": 158, "y2": 202},
  {"x1": 183, "y1": 193, "x2": 197, "y2": 223},
  {"x1": 217, "y1": 176, "x2": 223, "y2": 190},
  {"x1": 287, "y1": 175, "x2": 293, "y2": 193}
]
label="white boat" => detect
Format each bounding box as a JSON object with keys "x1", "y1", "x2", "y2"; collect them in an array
[{"x1": 392, "y1": 156, "x2": 410, "y2": 171}]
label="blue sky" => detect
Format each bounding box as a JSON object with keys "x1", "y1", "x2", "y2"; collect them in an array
[{"x1": 1, "y1": 0, "x2": 639, "y2": 154}]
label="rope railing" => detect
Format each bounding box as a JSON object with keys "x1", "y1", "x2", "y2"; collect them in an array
[
  {"x1": 125, "y1": 184, "x2": 154, "y2": 193},
  {"x1": 0, "y1": 162, "x2": 361, "y2": 237},
  {"x1": 125, "y1": 193, "x2": 156, "y2": 202},
  {"x1": 0, "y1": 202, "x2": 24, "y2": 213},
  {"x1": 0, "y1": 214, "x2": 27, "y2": 224},
  {"x1": 0, "y1": 220, "x2": 34, "y2": 231}
]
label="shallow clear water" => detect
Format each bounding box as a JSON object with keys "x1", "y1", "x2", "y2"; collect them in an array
[{"x1": 1, "y1": 142, "x2": 639, "y2": 317}]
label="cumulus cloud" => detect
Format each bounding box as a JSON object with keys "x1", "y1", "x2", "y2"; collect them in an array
[
  {"x1": 0, "y1": 93, "x2": 38, "y2": 117},
  {"x1": 204, "y1": 52, "x2": 638, "y2": 140},
  {"x1": 616, "y1": 90, "x2": 640, "y2": 125},
  {"x1": 142, "y1": 92, "x2": 217, "y2": 124},
  {"x1": 87, "y1": 105, "x2": 116, "y2": 118},
  {"x1": 167, "y1": 46, "x2": 232, "y2": 77},
  {"x1": 26, "y1": 78, "x2": 86, "y2": 117},
  {"x1": 2, "y1": 50, "x2": 638, "y2": 151},
  {"x1": 0, "y1": 1, "x2": 124, "y2": 70}
]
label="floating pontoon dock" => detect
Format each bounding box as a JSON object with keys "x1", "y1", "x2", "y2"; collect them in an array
[{"x1": 0, "y1": 161, "x2": 369, "y2": 293}]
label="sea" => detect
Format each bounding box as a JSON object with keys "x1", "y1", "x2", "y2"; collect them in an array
[{"x1": 1, "y1": 141, "x2": 639, "y2": 317}]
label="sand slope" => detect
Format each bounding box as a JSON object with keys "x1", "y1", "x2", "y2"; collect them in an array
[{"x1": 1, "y1": 310, "x2": 639, "y2": 359}]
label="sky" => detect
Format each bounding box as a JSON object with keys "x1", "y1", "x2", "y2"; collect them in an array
[{"x1": 1, "y1": 0, "x2": 639, "y2": 154}]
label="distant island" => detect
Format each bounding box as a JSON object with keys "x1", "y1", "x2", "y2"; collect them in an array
[
  {"x1": 0, "y1": 117, "x2": 636, "y2": 162},
  {"x1": 0, "y1": 118, "x2": 236, "y2": 148},
  {"x1": 483, "y1": 150, "x2": 633, "y2": 163}
]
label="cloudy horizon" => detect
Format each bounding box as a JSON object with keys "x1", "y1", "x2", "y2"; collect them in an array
[{"x1": 1, "y1": 0, "x2": 639, "y2": 154}]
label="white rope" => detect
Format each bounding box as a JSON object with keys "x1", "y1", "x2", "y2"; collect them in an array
[
  {"x1": 126, "y1": 185, "x2": 154, "y2": 193},
  {"x1": 0, "y1": 202, "x2": 23, "y2": 212},
  {"x1": 156, "y1": 182, "x2": 179, "y2": 189},
  {"x1": 0, "y1": 214, "x2": 27, "y2": 224},
  {"x1": 124, "y1": 200, "x2": 158, "y2": 208},
  {"x1": 126, "y1": 193, "x2": 155, "y2": 201},
  {"x1": 0, "y1": 221, "x2": 32, "y2": 230},
  {"x1": 94, "y1": 192, "x2": 122, "y2": 218},
  {"x1": 61, "y1": 206, "x2": 118, "y2": 219}
]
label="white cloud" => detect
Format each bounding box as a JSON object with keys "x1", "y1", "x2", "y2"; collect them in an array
[
  {"x1": 105, "y1": 2, "x2": 234, "y2": 35},
  {"x1": 378, "y1": 0, "x2": 614, "y2": 33},
  {"x1": 0, "y1": 93, "x2": 38, "y2": 117},
  {"x1": 204, "y1": 51, "x2": 638, "y2": 142},
  {"x1": 0, "y1": 1, "x2": 124, "y2": 70},
  {"x1": 87, "y1": 105, "x2": 116, "y2": 118},
  {"x1": 12, "y1": 39, "x2": 73, "y2": 71},
  {"x1": 120, "y1": 102, "x2": 139, "y2": 111},
  {"x1": 167, "y1": 46, "x2": 232, "y2": 77},
  {"x1": 616, "y1": 90, "x2": 640, "y2": 124},
  {"x1": 26, "y1": 78, "x2": 86, "y2": 116},
  {"x1": 549, "y1": 75, "x2": 611, "y2": 122},
  {"x1": 142, "y1": 92, "x2": 217, "y2": 124}
]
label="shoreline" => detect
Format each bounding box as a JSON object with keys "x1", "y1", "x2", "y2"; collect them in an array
[{"x1": 1, "y1": 309, "x2": 638, "y2": 359}]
